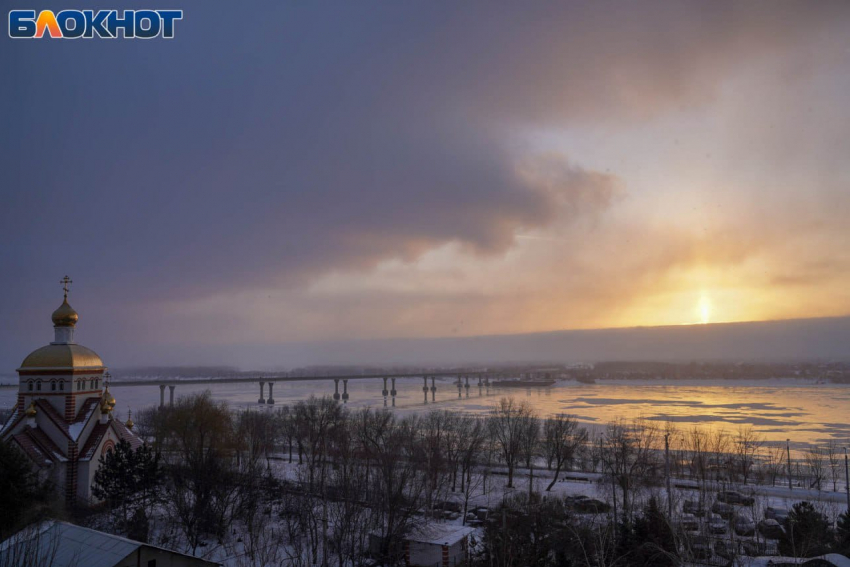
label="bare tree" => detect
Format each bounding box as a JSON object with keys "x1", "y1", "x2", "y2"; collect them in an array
[
  {"x1": 761, "y1": 443, "x2": 786, "y2": 487},
  {"x1": 488, "y1": 398, "x2": 534, "y2": 489},
  {"x1": 519, "y1": 411, "x2": 540, "y2": 498},
  {"x1": 825, "y1": 440, "x2": 841, "y2": 492},
  {"x1": 685, "y1": 426, "x2": 708, "y2": 484},
  {"x1": 294, "y1": 396, "x2": 343, "y2": 494},
  {"x1": 542, "y1": 414, "x2": 588, "y2": 491},
  {"x1": 733, "y1": 426, "x2": 763, "y2": 485},
  {"x1": 709, "y1": 428, "x2": 731, "y2": 483},
  {"x1": 419, "y1": 410, "x2": 453, "y2": 513},
  {"x1": 805, "y1": 445, "x2": 826, "y2": 491},
  {"x1": 276, "y1": 405, "x2": 298, "y2": 464},
  {"x1": 356, "y1": 409, "x2": 425, "y2": 564},
  {"x1": 599, "y1": 419, "x2": 660, "y2": 520},
  {"x1": 159, "y1": 391, "x2": 237, "y2": 555}
]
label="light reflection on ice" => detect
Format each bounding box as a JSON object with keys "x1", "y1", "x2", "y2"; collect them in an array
[{"x1": 1, "y1": 376, "x2": 847, "y2": 446}]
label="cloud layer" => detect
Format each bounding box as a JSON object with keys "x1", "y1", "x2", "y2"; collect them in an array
[{"x1": 1, "y1": 1, "x2": 849, "y2": 368}]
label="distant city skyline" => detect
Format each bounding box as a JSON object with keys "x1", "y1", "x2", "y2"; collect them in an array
[{"x1": 2, "y1": 1, "x2": 849, "y2": 370}]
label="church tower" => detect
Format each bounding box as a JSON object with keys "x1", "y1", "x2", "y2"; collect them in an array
[
  {"x1": 1, "y1": 277, "x2": 139, "y2": 505},
  {"x1": 16, "y1": 276, "x2": 109, "y2": 420}
]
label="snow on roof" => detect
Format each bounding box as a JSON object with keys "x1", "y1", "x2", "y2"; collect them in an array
[
  {"x1": 11, "y1": 431, "x2": 52, "y2": 468},
  {"x1": 0, "y1": 521, "x2": 222, "y2": 567},
  {"x1": 405, "y1": 523, "x2": 475, "y2": 546},
  {"x1": 80, "y1": 422, "x2": 109, "y2": 461},
  {"x1": 0, "y1": 406, "x2": 21, "y2": 436},
  {"x1": 69, "y1": 398, "x2": 100, "y2": 441},
  {"x1": 33, "y1": 399, "x2": 73, "y2": 440},
  {"x1": 737, "y1": 555, "x2": 850, "y2": 567},
  {"x1": 0, "y1": 521, "x2": 139, "y2": 567},
  {"x1": 12, "y1": 426, "x2": 68, "y2": 467}
]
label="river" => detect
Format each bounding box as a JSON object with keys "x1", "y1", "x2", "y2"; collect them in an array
[{"x1": 2, "y1": 376, "x2": 847, "y2": 449}]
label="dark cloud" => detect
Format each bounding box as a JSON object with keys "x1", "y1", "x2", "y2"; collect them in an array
[{"x1": 1, "y1": 1, "x2": 849, "y2": 367}]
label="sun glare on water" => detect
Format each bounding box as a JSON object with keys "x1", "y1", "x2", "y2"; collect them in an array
[{"x1": 698, "y1": 294, "x2": 711, "y2": 325}]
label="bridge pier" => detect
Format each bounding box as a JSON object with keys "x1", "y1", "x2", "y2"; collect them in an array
[
  {"x1": 457, "y1": 377, "x2": 463, "y2": 399},
  {"x1": 333, "y1": 378, "x2": 341, "y2": 402},
  {"x1": 267, "y1": 382, "x2": 275, "y2": 404},
  {"x1": 423, "y1": 377, "x2": 428, "y2": 404},
  {"x1": 430, "y1": 377, "x2": 436, "y2": 402},
  {"x1": 465, "y1": 376, "x2": 470, "y2": 398},
  {"x1": 169, "y1": 385, "x2": 175, "y2": 405},
  {"x1": 159, "y1": 384, "x2": 165, "y2": 408},
  {"x1": 258, "y1": 381, "x2": 266, "y2": 404},
  {"x1": 391, "y1": 378, "x2": 397, "y2": 407},
  {"x1": 382, "y1": 377, "x2": 388, "y2": 406},
  {"x1": 342, "y1": 379, "x2": 349, "y2": 403}
]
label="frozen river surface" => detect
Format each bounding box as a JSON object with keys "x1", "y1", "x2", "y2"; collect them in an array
[{"x1": 2, "y1": 376, "x2": 847, "y2": 447}]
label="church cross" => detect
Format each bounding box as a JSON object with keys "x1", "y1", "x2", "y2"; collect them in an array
[{"x1": 60, "y1": 275, "x2": 72, "y2": 299}]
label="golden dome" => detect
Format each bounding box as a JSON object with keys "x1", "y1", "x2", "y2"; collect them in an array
[
  {"x1": 125, "y1": 410, "x2": 134, "y2": 430},
  {"x1": 25, "y1": 402, "x2": 37, "y2": 417},
  {"x1": 19, "y1": 344, "x2": 104, "y2": 371},
  {"x1": 51, "y1": 298, "x2": 79, "y2": 328},
  {"x1": 101, "y1": 387, "x2": 116, "y2": 413}
]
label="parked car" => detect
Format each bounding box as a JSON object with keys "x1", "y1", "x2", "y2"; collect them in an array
[
  {"x1": 714, "y1": 539, "x2": 734, "y2": 560},
  {"x1": 574, "y1": 498, "x2": 611, "y2": 513},
  {"x1": 678, "y1": 513, "x2": 699, "y2": 531},
  {"x1": 740, "y1": 539, "x2": 769, "y2": 557},
  {"x1": 758, "y1": 518, "x2": 785, "y2": 539},
  {"x1": 716, "y1": 490, "x2": 755, "y2": 506},
  {"x1": 683, "y1": 499, "x2": 706, "y2": 517},
  {"x1": 434, "y1": 500, "x2": 462, "y2": 513},
  {"x1": 690, "y1": 536, "x2": 713, "y2": 560},
  {"x1": 734, "y1": 514, "x2": 756, "y2": 536},
  {"x1": 765, "y1": 506, "x2": 789, "y2": 522},
  {"x1": 709, "y1": 513, "x2": 728, "y2": 534},
  {"x1": 712, "y1": 501, "x2": 735, "y2": 519},
  {"x1": 565, "y1": 495, "x2": 589, "y2": 507}
]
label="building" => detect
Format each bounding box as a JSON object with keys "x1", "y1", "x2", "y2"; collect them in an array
[
  {"x1": 403, "y1": 524, "x2": 474, "y2": 567},
  {"x1": 0, "y1": 278, "x2": 141, "y2": 505},
  {"x1": 0, "y1": 521, "x2": 221, "y2": 567},
  {"x1": 737, "y1": 555, "x2": 850, "y2": 566}
]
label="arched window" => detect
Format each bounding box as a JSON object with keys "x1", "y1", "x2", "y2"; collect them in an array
[
  {"x1": 59, "y1": 381, "x2": 64, "y2": 391},
  {"x1": 51, "y1": 381, "x2": 56, "y2": 391},
  {"x1": 101, "y1": 440, "x2": 115, "y2": 456},
  {"x1": 28, "y1": 381, "x2": 33, "y2": 391},
  {"x1": 36, "y1": 380, "x2": 41, "y2": 391}
]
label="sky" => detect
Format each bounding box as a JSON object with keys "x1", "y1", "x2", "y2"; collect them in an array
[{"x1": 1, "y1": 1, "x2": 849, "y2": 369}]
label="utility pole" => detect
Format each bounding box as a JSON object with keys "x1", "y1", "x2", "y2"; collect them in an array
[
  {"x1": 665, "y1": 432, "x2": 673, "y2": 519},
  {"x1": 844, "y1": 447, "x2": 849, "y2": 513},
  {"x1": 322, "y1": 494, "x2": 328, "y2": 567},
  {"x1": 787, "y1": 439, "x2": 793, "y2": 491},
  {"x1": 502, "y1": 507, "x2": 507, "y2": 566}
]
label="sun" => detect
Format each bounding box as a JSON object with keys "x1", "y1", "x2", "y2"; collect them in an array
[{"x1": 698, "y1": 294, "x2": 712, "y2": 325}]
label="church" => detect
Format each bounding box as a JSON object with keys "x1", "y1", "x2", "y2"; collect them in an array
[{"x1": 0, "y1": 278, "x2": 141, "y2": 506}]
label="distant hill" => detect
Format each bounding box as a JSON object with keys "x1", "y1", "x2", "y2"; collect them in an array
[
  {"x1": 250, "y1": 316, "x2": 850, "y2": 367},
  {"x1": 52, "y1": 316, "x2": 850, "y2": 371}
]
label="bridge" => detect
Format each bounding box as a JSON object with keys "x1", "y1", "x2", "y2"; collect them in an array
[{"x1": 107, "y1": 369, "x2": 559, "y2": 408}]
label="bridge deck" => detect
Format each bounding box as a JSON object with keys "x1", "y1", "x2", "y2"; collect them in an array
[{"x1": 106, "y1": 371, "x2": 506, "y2": 387}]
